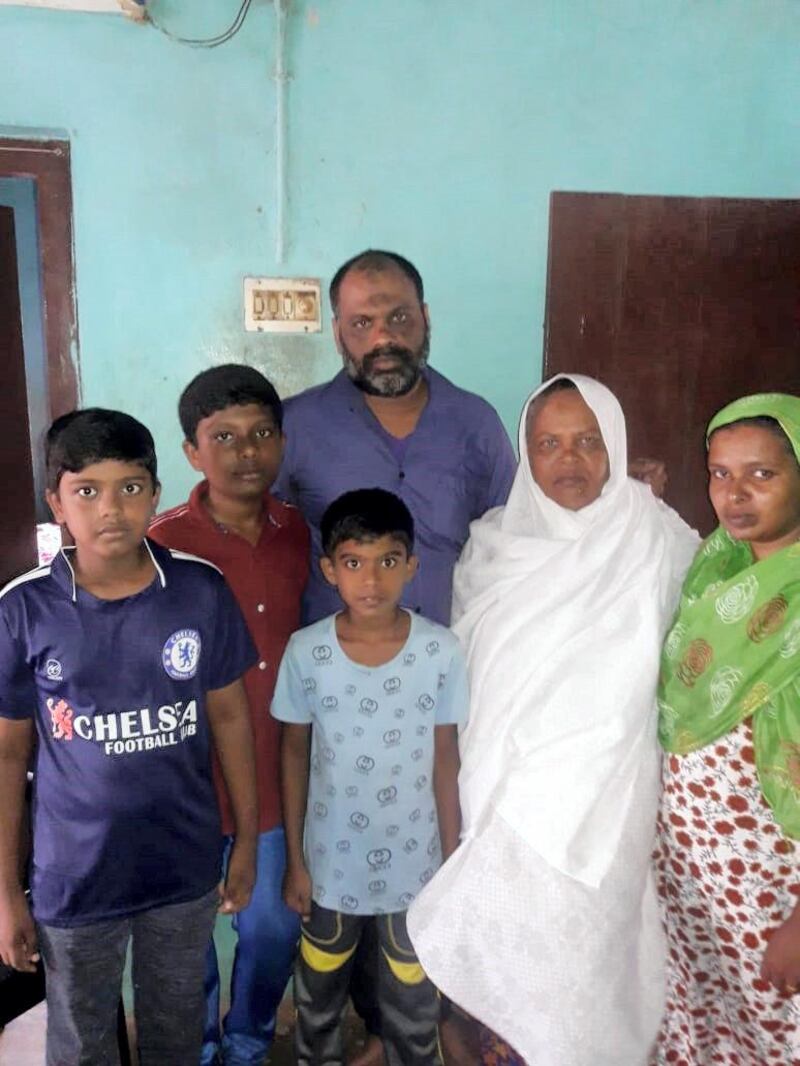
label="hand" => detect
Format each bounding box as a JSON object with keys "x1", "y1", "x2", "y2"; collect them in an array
[
  {"x1": 282, "y1": 860, "x2": 312, "y2": 918},
  {"x1": 217, "y1": 838, "x2": 256, "y2": 915},
  {"x1": 628, "y1": 457, "x2": 667, "y2": 498},
  {"x1": 761, "y1": 912, "x2": 800, "y2": 995},
  {"x1": 0, "y1": 888, "x2": 40, "y2": 973}
]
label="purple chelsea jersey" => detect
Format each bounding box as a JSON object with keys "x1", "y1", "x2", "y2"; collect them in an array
[
  {"x1": 0, "y1": 540, "x2": 257, "y2": 926},
  {"x1": 273, "y1": 368, "x2": 516, "y2": 625}
]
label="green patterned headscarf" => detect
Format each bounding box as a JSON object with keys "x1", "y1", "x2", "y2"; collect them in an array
[{"x1": 658, "y1": 392, "x2": 800, "y2": 838}]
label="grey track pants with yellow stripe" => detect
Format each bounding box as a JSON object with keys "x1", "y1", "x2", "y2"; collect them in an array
[{"x1": 294, "y1": 902, "x2": 441, "y2": 1065}]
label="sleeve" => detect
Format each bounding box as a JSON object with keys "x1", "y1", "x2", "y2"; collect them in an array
[
  {"x1": 450, "y1": 529, "x2": 481, "y2": 626},
  {"x1": 290, "y1": 508, "x2": 312, "y2": 583},
  {"x1": 0, "y1": 604, "x2": 36, "y2": 720},
  {"x1": 205, "y1": 574, "x2": 259, "y2": 691},
  {"x1": 271, "y1": 639, "x2": 313, "y2": 724},
  {"x1": 654, "y1": 497, "x2": 702, "y2": 617},
  {"x1": 434, "y1": 638, "x2": 470, "y2": 727},
  {"x1": 272, "y1": 401, "x2": 298, "y2": 505},
  {"x1": 478, "y1": 411, "x2": 517, "y2": 513}
]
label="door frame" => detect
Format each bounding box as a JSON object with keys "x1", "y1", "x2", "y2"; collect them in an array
[{"x1": 0, "y1": 136, "x2": 79, "y2": 418}]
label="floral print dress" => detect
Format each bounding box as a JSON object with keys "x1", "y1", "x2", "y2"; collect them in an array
[{"x1": 653, "y1": 718, "x2": 800, "y2": 1065}]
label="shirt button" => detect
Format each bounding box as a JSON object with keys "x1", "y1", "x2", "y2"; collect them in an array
[
  {"x1": 258, "y1": 661, "x2": 268, "y2": 671},
  {"x1": 399, "y1": 471, "x2": 405, "y2": 480},
  {"x1": 257, "y1": 603, "x2": 265, "y2": 613}
]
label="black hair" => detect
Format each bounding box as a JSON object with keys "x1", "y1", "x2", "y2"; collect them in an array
[
  {"x1": 178, "y1": 364, "x2": 283, "y2": 445},
  {"x1": 709, "y1": 415, "x2": 798, "y2": 465},
  {"x1": 526, "y1": 376, "x2": 578, "y2": 431},
  {"x1": 46, "y1": 408, "x2": 158, "y2": 491},
  {"x1": 329, "y1": 250, "x2": 425, "y2": 316},
  {"x1": 320, "y1": 488, "x2": 415, "y2": 556}
]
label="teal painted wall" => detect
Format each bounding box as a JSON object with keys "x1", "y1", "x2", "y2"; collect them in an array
[{"x1": 2, "y1": 0, "x2": 800, "y2": 506}]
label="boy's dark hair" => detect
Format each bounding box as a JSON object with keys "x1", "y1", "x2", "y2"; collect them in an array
[
  {"x1": 709, "y1": 415, "x2": 799, "y2": 467},
  {"x1": 46, "y1": 408, "x2": 158, "y2": 491},
  {"x1": 178, "y1": 364, "x2": 283, "y2": 445},
  {"x1": 321, "y1": 488, "x2": 415, "y2": 556},
  {"x1": 329, "y1": 250, "x2": 425, "y2": 317}
]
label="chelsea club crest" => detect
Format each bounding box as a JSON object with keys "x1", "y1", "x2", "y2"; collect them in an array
[{"x1": 162, "y1": 629, "x2": 202, "y2": 680}]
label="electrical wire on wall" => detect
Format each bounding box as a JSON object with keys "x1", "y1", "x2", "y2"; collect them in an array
[
  {"x1": 274, "y1": 0, "x2": 290, "y2": 263},
  {"x1": 145, "y1": 0, "x2": 294, "y2": 262},
  {"x1": 147, "y1": 0, "x2": 253, "y2": 48}
]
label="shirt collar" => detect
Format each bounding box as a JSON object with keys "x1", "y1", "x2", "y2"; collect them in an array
[
  {"x1": 334, "y1": 366, "x2": 437, "y2": 413},
  {"x1": 54, "y1": 539, "x2": 167, "y2": 603},
  {"x1": 188, "y1": 479, "x2": 284, "y2": 534}
]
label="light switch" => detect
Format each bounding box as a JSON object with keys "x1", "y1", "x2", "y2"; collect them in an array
[{"x1": 244, "y1": 277, "x2": 322, "y2": 333}]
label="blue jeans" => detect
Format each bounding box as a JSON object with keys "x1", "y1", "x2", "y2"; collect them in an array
[{"x1": 201, "y1": 828, "x2": 300, "y2": 1066}]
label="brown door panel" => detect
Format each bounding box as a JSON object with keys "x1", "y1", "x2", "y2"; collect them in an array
[{"x1": 544, "y1": 192, "x2": 800, "y2": 534}]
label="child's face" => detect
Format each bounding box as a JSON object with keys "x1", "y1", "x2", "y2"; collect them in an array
[
  {"x1": 46, "y1": 459, "x2": 160, "y2": 563},
  {"x1": 184, "y1": 403, "x2": 284, "y2": 501},
  {"x1": 320, "y1": 535, "x2": 418, "y2": 621}
]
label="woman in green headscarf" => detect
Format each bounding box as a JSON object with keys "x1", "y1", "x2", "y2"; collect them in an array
[{"x1": 654, "y1": 393, "x2": 800, "y2": 1064}]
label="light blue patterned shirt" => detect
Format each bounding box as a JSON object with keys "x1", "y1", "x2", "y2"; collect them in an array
[{"x1": 272, "y1": 611, "x2": 468, "y2": 915}]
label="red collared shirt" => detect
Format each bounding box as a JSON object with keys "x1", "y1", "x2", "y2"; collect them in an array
[{"x1": 149, "y1": 482, "x2": 309, "y2": 834}]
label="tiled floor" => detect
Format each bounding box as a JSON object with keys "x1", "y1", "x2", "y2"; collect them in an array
[{"x1": 0, "y1": 1001, "x2": 46, "y2": 1065}]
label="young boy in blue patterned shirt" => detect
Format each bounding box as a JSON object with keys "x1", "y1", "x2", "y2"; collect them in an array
[{"x1": 272, "y1": 488, "x2": 468, "y2": 1066}]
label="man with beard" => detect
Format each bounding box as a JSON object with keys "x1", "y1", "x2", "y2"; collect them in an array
[
  {"x1": 274, "y1": 249, "x2": 517, "y2": 628},
  {"x1": 273, "y1": 250, "x2": 512, "y2": 1065}
]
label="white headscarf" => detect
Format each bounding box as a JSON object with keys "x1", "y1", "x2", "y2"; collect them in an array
[{"x1": 453, "y1": 374, "x2": 697, "y2": 887}]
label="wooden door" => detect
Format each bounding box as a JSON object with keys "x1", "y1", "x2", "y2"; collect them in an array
[
  {"x1": 544, "y1": 192, "x2": 800, "y2": 534},
  {"x1": 0, "y1": 206, "x2": 37, "y2": 582}
]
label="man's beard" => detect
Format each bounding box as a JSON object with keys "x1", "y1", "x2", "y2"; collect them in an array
[{"x1": 342, "y1": 330, "x2": 430, "y2": 398}]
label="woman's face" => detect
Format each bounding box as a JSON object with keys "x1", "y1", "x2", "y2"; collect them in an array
[
  {"x1": 708, "y1": 424, "x2": 800, "y2": 560},
  {"x1": 527, "y1": 389, "x2": 610, "y2": 510}
]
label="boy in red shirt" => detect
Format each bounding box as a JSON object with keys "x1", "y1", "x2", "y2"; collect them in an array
[{"x1": 150, "y1": 365, "x2": 309, "y2": 1066}]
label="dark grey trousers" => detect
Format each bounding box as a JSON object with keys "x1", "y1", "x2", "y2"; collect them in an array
[
  {"x1": 294, "y1": 903, "x2": 440, "y2": 1066},
  {"x1": 37, "y1": 888, "x2": 218, "y2": 1066}
]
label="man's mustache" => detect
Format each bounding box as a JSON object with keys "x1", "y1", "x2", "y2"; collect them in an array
[{"x1": 362, "y1": 345, "x2": 416, "y2": 369}]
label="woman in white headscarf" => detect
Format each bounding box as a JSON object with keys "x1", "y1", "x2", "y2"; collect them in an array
[{"x1": 407, "y1": 375, "x2": 698, "y2": 1066}]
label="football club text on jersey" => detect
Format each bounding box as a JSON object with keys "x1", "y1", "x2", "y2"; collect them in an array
[{"x1": 48, "y1": 698, "x2": 199, "y2": 756}]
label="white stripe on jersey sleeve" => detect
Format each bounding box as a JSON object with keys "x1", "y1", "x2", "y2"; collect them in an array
[{"x1": 0, "y1": 564, "x2": 52, "y2": 602}]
